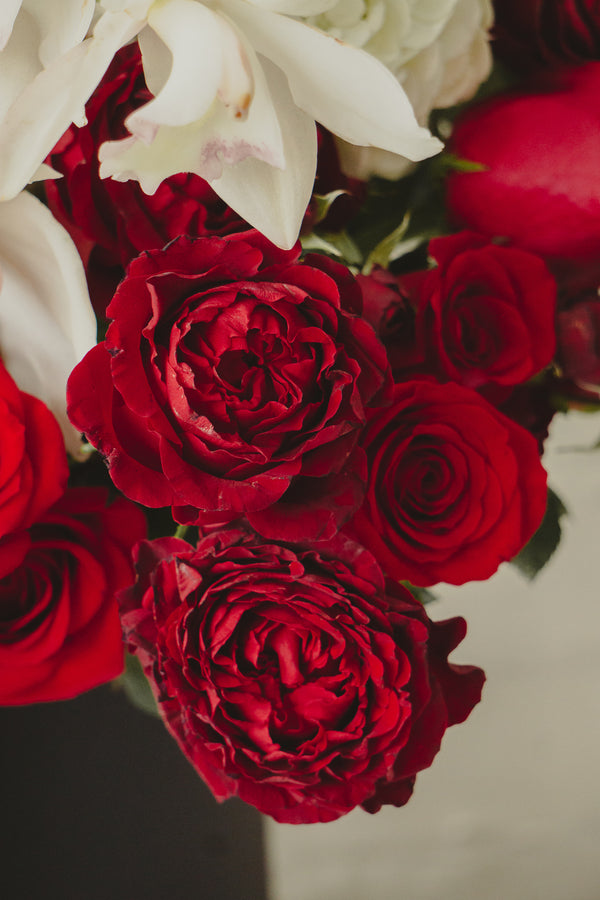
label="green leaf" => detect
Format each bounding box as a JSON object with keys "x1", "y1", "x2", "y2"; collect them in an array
[
  {"x1": 310, "y1": 190, "x2": 349, "y2": 226},
  {"x1": 301, "y1": 230, "x2": 363, "y2": 266},
  {"x1": 510, "y1": 487, "x2": 568, "y2": 580},
  {"x1": 430, "y1": 152, "x2": 488, "y2": 176},
  {"x1": 362, "y1": 213, "x2": 411, "y2": 274},
  {"x1": 401, "y1": 582, "x2": 438, "y2": 606},
  {"x1": 117, "y1": 653, "x2": 160, "y2": 718}
]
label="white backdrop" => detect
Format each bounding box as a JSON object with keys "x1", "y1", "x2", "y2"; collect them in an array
[{"x1": 266, "y1": 410, "x2": 600, "y2": 900}]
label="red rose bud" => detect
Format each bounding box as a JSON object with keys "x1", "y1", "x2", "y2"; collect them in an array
[
  {"x1": 447, "y1": 64, "x2": 600, "y2": 296},
  {"x1": 345, "y1": 380, "x2": 548, "y2": 587},
  {"x1": 0, "y1": 489, "x2": 147, "y2": 705},
  {"x1": 67, "y1": 232, "x2": 392, "y2": 543},
  {"x1": 118, "y1": 529, "x2": 484, "y2": 824},
  {"x1": 496, "y1": 374, "x2": 557, "y2": 455},
  {"x1": 357, "y1": 267, "x2": 428, "y2": 380},
  {"x1": 0, "y1": 361, "x2": 67, "y2": 539},
  {"x1": 394, "y1": 232, "x2": 556, "y2": 389},
  {"x1": 493, "y1": 0, "x2": 600, "y2": 69}
]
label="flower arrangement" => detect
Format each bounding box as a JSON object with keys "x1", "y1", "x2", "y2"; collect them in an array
[{"x1": 1, "y1": 0, "x2": 597, "y2": 828}]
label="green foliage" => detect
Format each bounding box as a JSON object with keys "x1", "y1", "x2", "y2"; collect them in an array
[
  {"x1": 401, "y1": 582, "x2": 438, "y2": 606},
  {"x1": 510, "y1": 488, "x2": 568, "y2": 580},
  {"x1": 301, "y1": 229, "x2": 363, "y2": 266},
  {"x1": 118, "y1": 653, "x2": 160, "y2": 718},
  {"x1": 310, "y1": 190, "x2": 351, "y2": 226}
]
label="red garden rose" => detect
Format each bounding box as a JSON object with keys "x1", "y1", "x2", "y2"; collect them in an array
[
  {"x1": 494, "y1": 0, "x2": 600, "y2": 69},
  {"x1": 394, "y1": 232, "x2": 556, "y2": 389},
  {"x1": 67, "y1": 232, "x2": 391, "y2": 542},
  {"x1": 447, "y1": 64, "x2": 600, "y2": 296},
  {"x1": 118, "y1": 528, "x2": 484, "y2": 823},
  {"x1": 345, "y1": 379, "x2": 548, "y2": 586},
  {"x1": 45, "y1": 43, "x2": 245, "y2": 309},
  {"x1": 0, "y1": 361, "x2": 67, "y2": 540},
  {"x1": 0, "y1": 488, "x2": 146, "y2": 705}
]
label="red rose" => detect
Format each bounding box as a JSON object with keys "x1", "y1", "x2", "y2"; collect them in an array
[
  {"x1": 392, "y1": 232, "x2": 556, "y2": 389},
  {"x1": 493, "y1": 0, "x2": 600, "y2": 68},
  {"x1": 358, "y1": 267, "x2": 428, "y2": 380},
  {"x1": 446, "y1": 64, "x2": 600, "y2": 295},
  {"x1": 497, "y1": 375, "x2": 557, "y2": 455},
  {"x1": 45, "y1": 43, "x2": 245, "y2": 309},
  {"x1": 0, "y1": 488, "x2": 146, "y2": 705},
  {"x1": 557, "y1": 294, "x2": 600, "y2": 387},
  {"x1": 345, "y1": 380, "x2": 548, "y2": 586},
  {"x1": 0, "y1": 362, "x2": 67, "y2": 540},
  {"x1": 118, "y1": 529, "x2": 484, "y2": 823},
  {"x1": 67, "y1": 232, "x2": 391, "y2": 542}
]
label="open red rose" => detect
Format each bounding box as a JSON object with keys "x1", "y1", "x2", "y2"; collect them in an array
[
  {"x1": 67, "y1": 232, "x2": 391, "y2": 542},
  {"x1": 396, "y1": 232, "x2": 556, "y2": 389},
  {"x1": 0, "y1": 361, "x2": 67, "y2": 540},
  {"x1": 345, "y1": 380, "x2": 548, "y2": 586},
  {"x1": 493, "y1": 0, "x2": 600, "y2": 69},
  {"x1": 0, "y1": 488, "x2": 146, "y2": 705},
  {"x1": 447, "y1": 64, "x2": 600, "y2": 296},
  {"x1": 119, "y1": 529, "x2": 484, "y2": 823}
]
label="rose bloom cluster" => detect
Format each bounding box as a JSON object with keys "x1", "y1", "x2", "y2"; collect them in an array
[
  {"x1": 0, "y1": 359, "x2": 145, "y2": 705},
  {"x1": 1, "y1": 0, "x2": 572, "y2": 825},
  {"x1": 42, "y1": 14, "x2": 574, "y2": 821},
  {"x1": 446, "y1": 5, "x2": 600, "y2": 399},
  {"x1": 1, "y1": 0, "x2": 589, "y2": 833}
]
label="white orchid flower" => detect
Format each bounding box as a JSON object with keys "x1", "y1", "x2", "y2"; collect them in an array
[
  {"x1": 0, "y1": 191, "x2": 97, "y2": 457},
  {"x1": 96, "y1": 0, "x2": 443, "y2": 248},
  {"x1": 309, "y1": 0, "x2": 494, "y2": 180},
  {"x1": 0, "y1": 0, "x2": 145, "y2": 201}
]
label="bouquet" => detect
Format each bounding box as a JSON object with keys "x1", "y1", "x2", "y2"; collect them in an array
[{"x1": 1, "y1": 0, "x2": 597, "y2": 827}]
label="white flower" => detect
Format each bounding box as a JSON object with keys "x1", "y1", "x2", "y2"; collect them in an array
[
  {"x1": 96, "y1": 0, "x2": 443, "y2": 248},
  {"x1": 0, "y1": 191, "x2": 97, "y2": 457},
  {"x1": 307, "y1": 0, "x2": 494, "y2": 179},
  {"x1": 0, "y1": 0, "x2": 146, "y2": 201}
]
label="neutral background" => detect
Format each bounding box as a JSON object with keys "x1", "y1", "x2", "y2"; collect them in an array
[{"x1": 266, "y1": 409, "x2": 600, "y2": 900}]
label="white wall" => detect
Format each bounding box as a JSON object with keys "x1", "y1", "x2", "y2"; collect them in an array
[{"x1": 266, "y1": 410, "x2": 600, "y2": 900}]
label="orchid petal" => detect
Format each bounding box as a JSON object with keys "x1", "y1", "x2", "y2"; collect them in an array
[
  {"x1": 0, "y1": 1, "x2": 21, "y2": 51},
  {"x1": 30, "y1": 163, "x2": 61, "y2": 183},
  {"x1": 0, "y1": 192, "x2": 97, "y2": 457},
  {"x1": 247, "y1": 0, "x2": 338, "y2": 13},
  {"x1": 137, "y1": 22, "x2": 172, "y2": 95},
  {"x1": 211, "y1": 58, "x2": 317, "y2": 248},
  {"x1": 0, "y1": 9, "x2": 40, "y2": 123},
  {"x1": 0, "y1": 9, "x2": 145, "y2": 200},
  {"x1": 222, "y1": 0, "x2": 443, "y2": 161},
  {"x1": 22, "y1": 0, "x2": 95, "y2": 66},
  {"x1": 100, "y1": 13, "x2": 285, "y2": 189},
  {"x1": 98, "y1": 0, "x2": 153, "y2": 14},
  {"x1": 128, "y1": 1, "x2": 224, "y2": 137}
]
